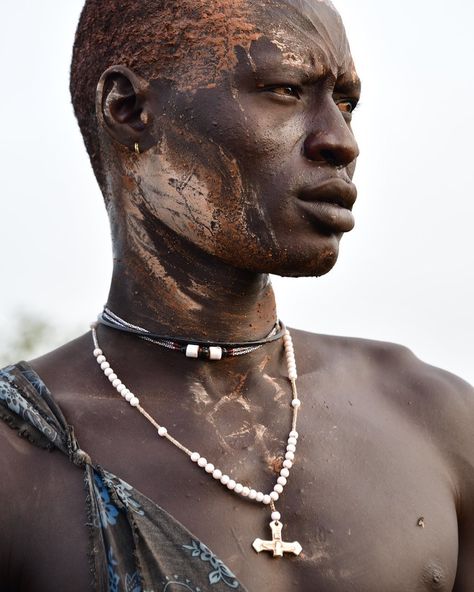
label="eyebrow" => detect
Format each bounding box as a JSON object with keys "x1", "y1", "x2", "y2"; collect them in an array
[
  {"x1": 251, "y1": 59, "x2": 362, "y2": 95},
  {"x1": 253, "y1": 61, "x2": 321, "y2": 83},
  {"x1": 335, "y1": 75, "x2": 362, "y2": 96}
]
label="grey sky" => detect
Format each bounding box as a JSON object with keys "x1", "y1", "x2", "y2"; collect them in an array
[{"x1": 0, "y1": 1, "x2": 472, "y2": 383}]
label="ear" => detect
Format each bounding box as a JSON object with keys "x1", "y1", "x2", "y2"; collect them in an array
[{"x1": 96, "y1": 65, "x2": 155, "y2": 153}]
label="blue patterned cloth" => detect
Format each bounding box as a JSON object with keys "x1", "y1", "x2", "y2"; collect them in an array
[{"x1": 0, "y1": 363, "x2": 246, "y2": 592}]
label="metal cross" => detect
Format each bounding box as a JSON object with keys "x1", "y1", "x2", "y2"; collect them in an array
[{"x1": 252, "y1": 521, "x2": 303, "y2": 558}]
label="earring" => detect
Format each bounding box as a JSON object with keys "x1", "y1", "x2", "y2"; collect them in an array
[{"x1": 134, "y1": 142, "x2": 140, "y2": 155}]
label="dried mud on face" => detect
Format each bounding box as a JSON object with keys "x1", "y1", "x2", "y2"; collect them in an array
[{"x1": 156, "y1": 0, "x2": 262, "y2": 91}]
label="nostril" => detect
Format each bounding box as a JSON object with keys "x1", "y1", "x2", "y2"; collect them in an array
[{"x1": 320, "y1": 149, "x2": 340, "y2": 166}]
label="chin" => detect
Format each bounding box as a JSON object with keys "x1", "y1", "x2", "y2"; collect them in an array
[
  {"x1": 244, "y1": 242, "x2": 340, "y2": 278},
  {"x1": 277, "y1": 252, "x2": 339, "y2": 278}
]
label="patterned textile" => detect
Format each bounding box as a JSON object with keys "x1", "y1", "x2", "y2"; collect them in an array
[{"x1": 0, "y1": 363, "x2": 246, "y2": 592}]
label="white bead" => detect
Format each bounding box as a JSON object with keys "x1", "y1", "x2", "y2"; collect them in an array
[
  {"x1": 125, "y1": 391, "x2": 133, "y2": 402},
  {"x1": 227, "y1": 479, "x2": 236, "y2": 490},
  {"x1": 270, "y1": 491, "x2": 279, "y2": 501},
  {"x1": 117, "y1": 384, "x2": 126, "y2": 394},
  {"x1": 108, "y1": 373, "x2": 118, "y2": 382},
  {"x1": 112, "y1": 379, "x2": 122, "y2": 388},
  {"x1": 205, "y1": 463, "x2": 215, "y2": 474},
  {"x1": 96, "y1": 355, "x2": 106, "y2": 364},
  {"x1": 234, "y1": 483, "x2": 244, "y2": 494},
  {"x1": 121, "y1": 388, "x2": 130, "y2": 398},
  {"x1": 277, "y1": 476, "x2": 287, "y2": 486},
  {"x1": 190, "y1": 452, "x2": 200, "y2": 462},
  {"x1": 241, "y1": 486, "x2": 250, "y2": 497},
  {"x1": 274, "y1": 484, "x2": 284, "y2": 494},
  {"x1": 271, "y1": 511, "x2": 281, "y2": 521},
  {"x1": 285, "y1": 451, "x2": 295, "y2": 461},
  {"x1": 212, "y1": 469, "x2": 222, "y2": 480},
  {"x1": 130, "y1": 396, "x2": 139, "y2": 407},
  {"x1": 288, "y1": 437, "x2": 297, "y2": 446},
  {"x1": 104, "y1": 368, "x2": 113, "y2": 377},
  {"x1": 93, "y1": 348, "x2": 102, "y2": 357},
  {"x1": 209, "y1": 346, "x2": 223, "y2": 360},
  {"x1": 220, "y1": 475, "x2": 230, "y2": 485},
  {"x1": 249, "y1": 489, "x2": 258, "y2": 500},
  {"x1": 289, "y1": 371, "x2": 298, "y2": 380},
  {"x1": 263, "y1": 495, "x2": 272, "y2": 505},
  {"x1": 291, "y1": 399, "x2": 301, "y2": 408},
  {"x1": 285, "y1": 349, "x2": 295, "y2": 358},
  {"x1": 287, "y1": 444, "x2": 296, "y2": 453},
  {"x1": 255, "y1": 492, "x2": 264, "y2": 502},
  {"x1": 289, "y1": 431, "x2": 299, "y2": 439},
  {"x1": 158, "y1": 427, "x2": 168, "y2": 437},
  {"x1": 287, "y1": 362, "x2": 297, "y2": 371},
  {"x1": 100, "y1": 361, "x2": 110, "y2": 370},
  {"x1": 90, "y1": 321, "x2": 98, "y2": 329},
  {"x1": 197, "y1": 457, "x2": 207, "y2": 468},
  {"x1": 283, "y1": 459, "x2": 293, "y2": 469},
  {"x1": 186, "y1": 344, "x2": 199, "y2": 358},
  {"x1": 280, "y1": 468, "x2": 290, "y2": 478}
]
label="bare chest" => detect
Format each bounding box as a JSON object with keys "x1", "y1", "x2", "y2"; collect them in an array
[{"x1": 72, "y1": 398, "x2": 459, "y2": 592}]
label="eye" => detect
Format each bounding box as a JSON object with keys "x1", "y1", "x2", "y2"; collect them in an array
[
  {"x1": 336, "y1": 99, "x2": 359, "y2": 114},
  {"x1": 262, "y1": 85, "x2": 302, "y2": 100}
]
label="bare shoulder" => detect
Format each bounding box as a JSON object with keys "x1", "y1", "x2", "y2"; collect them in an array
[
  {"x1": 291, "y1": 327, "x2": 474, "y2": 488},
  {"x1": 291, "y1": 327, "x2": 474, "y2": 425}
]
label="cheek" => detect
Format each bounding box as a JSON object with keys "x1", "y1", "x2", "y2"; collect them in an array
[
  {"x1": 137, "y1": 122, "x2": 265, "y2": 254},
  {"x1": 139, "y1": 140, "x2": 215, "y2": 245}
]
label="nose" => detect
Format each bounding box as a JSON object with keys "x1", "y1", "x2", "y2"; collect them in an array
[{"x1": 303, "y1": 105, "x2": 359, "y2": 168}]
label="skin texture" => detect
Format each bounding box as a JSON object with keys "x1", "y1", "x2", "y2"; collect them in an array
[{"x1": 1, "y1": 1, "x2": 474, "y2": 591}]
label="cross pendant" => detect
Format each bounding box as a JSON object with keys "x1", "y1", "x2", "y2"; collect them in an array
[{"x1": 252, "y1": 520, "x2": 302, "y2": 558}]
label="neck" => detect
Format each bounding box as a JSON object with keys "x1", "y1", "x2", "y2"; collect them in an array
[{"x1": 106, "y1": 208, "x2": 277, "y2": 343}]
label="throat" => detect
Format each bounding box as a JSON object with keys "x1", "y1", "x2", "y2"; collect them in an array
[{"x1": 107, "y1": 225, "x2": 278, "y2": 343}]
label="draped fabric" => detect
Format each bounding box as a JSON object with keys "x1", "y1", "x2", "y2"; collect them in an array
[{"x1": 0, "y1": 363, "x2": 247, "y2": 592}]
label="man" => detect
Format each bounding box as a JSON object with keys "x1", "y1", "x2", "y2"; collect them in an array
[{"x1": 1, "y1": 0, "x2": 473, "y2": 590}]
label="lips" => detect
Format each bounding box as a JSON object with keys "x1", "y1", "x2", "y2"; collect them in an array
[{"x1": 297, "y1": 178, "x2": 357, "y2": 233}]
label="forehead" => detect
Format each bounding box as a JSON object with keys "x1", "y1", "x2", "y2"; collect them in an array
[
  {"x1": 252, "y1": 0, "x2": 353, "y2": 75},
  {"x1": 146, "y1": 0, "x2": 355, "y2": 91}
]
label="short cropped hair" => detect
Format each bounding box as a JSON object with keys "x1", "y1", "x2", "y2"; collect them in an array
[{"x1": 70, "y1": 0, "x2": 260, "y2": 193}]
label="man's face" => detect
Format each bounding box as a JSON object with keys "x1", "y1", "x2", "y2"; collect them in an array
[{"x1": 137, "y1": 0, "x2": 360, "y2": 277}]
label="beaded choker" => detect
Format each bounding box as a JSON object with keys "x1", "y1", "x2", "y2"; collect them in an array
[
  {"x1": 91, "y1": 319, "x2": 303, "y2": 558},
  {"x1": 98, "y1": 307, "x2": 285, "y2": 360}
]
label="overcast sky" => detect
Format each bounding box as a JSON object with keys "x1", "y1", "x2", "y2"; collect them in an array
[{"x1": 0, "y1": 1, "x2": 473, "y2": 384}]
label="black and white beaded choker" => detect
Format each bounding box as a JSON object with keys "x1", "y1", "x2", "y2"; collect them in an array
[{"x1": 98, "y1": 306, "x2": 285, "y2": 360}]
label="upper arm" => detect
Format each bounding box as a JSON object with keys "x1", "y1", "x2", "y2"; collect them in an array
[
  {"x1": 0, "y1": 420, "x2": 32, "y2": 590},
  {"x1": 443, "y1": 377, "x2": 474, "y2": 590},
  {"x1": 454, "y1": 520, "x2": 474, "y2": 590}
]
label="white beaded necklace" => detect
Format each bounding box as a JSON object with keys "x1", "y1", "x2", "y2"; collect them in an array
[{"x1": 91, "y1": 322, "x2": 303, "y2": 558}]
